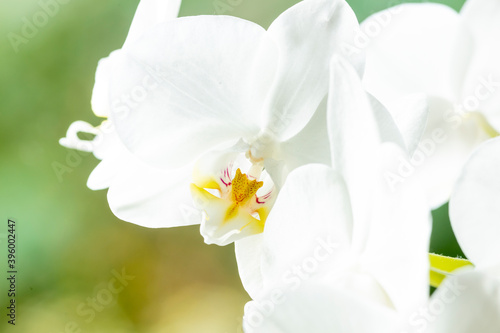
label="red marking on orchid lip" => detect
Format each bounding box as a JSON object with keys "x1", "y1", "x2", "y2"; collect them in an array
[
  {"x1": 256, "y1": 191, "x2": 272, "y2": 204},
  {"x1": 220, "y1": 166, "x2": 234, "y2": 187},
  {"x1": 256, "y1": 197, "x2": 266, "y2": 204},
  {"x1": 220, "y1": 178, "x2": 231, "y2": 187},
  {"x1": 226, "y1": 163, "x2": 234, "y2": 177},
  {"x1": 223, "y1": 165, "x2": 234, "y2": 180},
  {"x1": 261, "y1": 191, "x2": 272, "y2": 199}
]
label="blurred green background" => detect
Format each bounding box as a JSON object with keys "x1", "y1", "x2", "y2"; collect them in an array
[{"x1": 0, "y1": 0, "x2": 466, "y2": 332}]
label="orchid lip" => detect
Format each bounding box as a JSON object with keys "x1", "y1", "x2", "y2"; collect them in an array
[{"x1": 191, "y1": 159, "x2": 275, "y2": 246}]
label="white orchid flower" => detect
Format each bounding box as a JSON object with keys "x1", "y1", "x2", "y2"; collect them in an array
[
  {"x1": 60, "y1": 0, "x2": 198, "y2": 227},
  {"x1": 241, "y1": 56, "x2": 432, "y2": 332},
  {"x1": 101, "y1": 0, "x2": 364, "y2": 245},
  {"x1": 417, "y1": 137, "x2": 500, "y2": 333},
  {"x1": 361, "y1": 0, "x2": 500, "y2": 208}
]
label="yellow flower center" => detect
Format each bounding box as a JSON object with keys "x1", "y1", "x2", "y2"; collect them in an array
[
  {"x1": 225, "y1": 169, "x2": 263, "y2": 221},
  {"x1": 231, "y1": 169, "x2": 263, "y2": 203},
  {"x1": 190, "y1": 163, "x2": 274, "y2": 246}
]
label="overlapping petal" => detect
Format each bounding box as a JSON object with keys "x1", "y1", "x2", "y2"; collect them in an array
[
  {"x1": 259, "y1": 164, "x2": 353, "y2": 291},
  {"x1": 243, "y1": 284, "x2": 400, "y2": 333},
  {"x1": 260, "y1": 0, "x2": 364, "y2": 141},
  {"x1": 106, "y1": 162, "x2": 196, "y2": 228},
  {"x1": 61, "y1": 120, "x2": 197, "y2": 228},
  {"x1": 402, "y1": 97, "x2": 491, "y2": 209},
  {"x1": 123, "y1": 0, "x2": 182, "y2": 48},
  {"x1": 362, "y1": 3, "x2": 472, "y2": 106},
  {"x1": 265, "y1": 98, "x2": 331, "y2": 188},
  {"x1": 92, "y1": 55, "x2": 115, "y2": 118},
  {"x1": 362, "y1": 143, "x2": 431, "y2": 317},
  {"x1": 384, "y1": 93, "x2": 429, "y2": 155},
  {"x1": 235, "y1": 234, "x2": 265, "y2": 299},
  {"x1": 109, "y1": 16, "x2": 275, "y2": 168},
  {"x1": 327, "y1": 56, "x2": 405, "y2": 250},
  {"x1": 449, "y1": 137, "x2": 500, "y2": 268},
  {"x1": 426, "y1": 270, "x2": 500, "y2": 333},
  {"x1": 92, "y1": 0, "x2": 182, "y2": 118},
  {"x1": 362, "y1": 2, "x2": 496, "y2": 209},
  {"x1": 241, "y1": 157, "x2": 430, "y2": 330},
  {"x1": 460, "y1": 0, "x2": 500, "y2": 131}
]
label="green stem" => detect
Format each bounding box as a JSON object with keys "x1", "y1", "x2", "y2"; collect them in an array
[{"x1": 429, "y1": 253, "x2": 473, "y2": 288}]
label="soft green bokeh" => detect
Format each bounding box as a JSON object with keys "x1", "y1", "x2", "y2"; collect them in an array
[{"x1": 0, "y1": 0, "x2": 466, "y2": 332}]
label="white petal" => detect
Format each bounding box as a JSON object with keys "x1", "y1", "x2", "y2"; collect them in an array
[
  {"x1": 412, "y1": 97, "x2": 491, "y2": 209},
  {"x1": 58, "y1": 120, "x2": 126, "y2": 190},
  {"x1": 363, "y1": 3, "x2": 472, "y2": 106},
  {"x1": 384, "y1": 93, "x2": 429, "y2": 155},
  {"x1": 92, "y1": 0, "x2": 181, "y2": 118},
  {"x1": 235, "y1": 234, "x2": 264, "y2": 299},
  {"x1": 243, "y1": 284, "x2": 400, "y2": 333},
  {"x1": 91, "y1": 53, "x2": 119, "y2": 118},
  {"x1": 110, "y1": 16, "x2": 274, "y2": 168},
  {"x1": 328, "y1": 56, "x2": 403, "y2": 250},
  {"x1": 426, "y1": 269, "x2": 500, "y2": 333},
  {"x1": 459, "y1": 0, "x2": 500, "y2": 131},
  {"x1": 362, "y1": 143, "x2": 432, "y2": 318},
  {"x1": 87, "y1": 159, "x2": 115, "y2": 191},
  {"x1": 260, "y1": 164, "x2": 353, "y2": 290},
  {"x1": 86, "y1": 128, "x2": 130, "y2": 190},
  {"x1": 90, "y1": 121, "x2": 125, "y2": 161},
  {"x1": 123, "y1": 0, "x2": 182, "y2": 48},
  {"x1": 81, "y1": 121, "x2": 199, "y2": 227},
  {"x1": 265, "y1": 98, "x2": 331, "y2": 189},
  {"x1": 261, "y1": 0, "x2": 364, "y2": 141},
  {"x1": 107, "y1": 161, "x2": 198, "y2": 228},
  {"x1": 449, "y1": 137, "x2": 500, "y2": 267},
  {"x1": 59, "y1": 120, "x2": 127, "y2": 191}
]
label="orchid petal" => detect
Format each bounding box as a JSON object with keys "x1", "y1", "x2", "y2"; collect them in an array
[
  {"x1": 243, "y1": 284, "x2": 400, "y2": 333},
  {"x1": 449, "y1": 137, "x2": 500, "y2": 268},
  {"x1": 417, "y1": 97, "x2": 492, "y2": 209},
  {"x1": 87, "y1": 159, "x2": 116, "y2": 191},
  {"x1": 460, "y1": 0, "x2": 500, "y2": 131},
  {"x1": 327, "y1": 56, "x2": 403, "y2": 251},
  {"x1": 260, "y1": 0, "x2": 364, "y2": 141},
  {"x1": 92, "y1": 0, "x2": 181, "y2": 118},
  {"x1": 107, "y1": 161, "x2": 197, "y2": 228},
  {"x1": 427, "y1": 270, "x2": 500, "y2": 333},
  {"x1": 110, "y1": 16, "x2": 275, "y2": 168},
  {"x1": 384, "y1": 93, "x2": 429, "y2": 156},
  {"x1": 265, "y1": 98, "x2": 331, "y2": 189},
  {"x1": 235, "y1": 234, "x2": 265, "y2": 299},
  {"x1": 362, "y1": 143, "x2": 432, "y2": 317},
  {"x1": 91, "y1": 54, "x2": 116, "y2": 118},
  {"x1": 123, "y1": 0, "x2": 182, "y2": 48},
  {"x1": 86, "y1": 138, "x2": 131, "y2": 191},
  {"x1": 259, "y1": 164, "x2": 353, "y2": 291},
  {"x1": 363, "y1": 3, "x2": 472, "y2": 106},
  {"x1": 63, "y1": 120, "x2": 200, "y2": 227}
]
